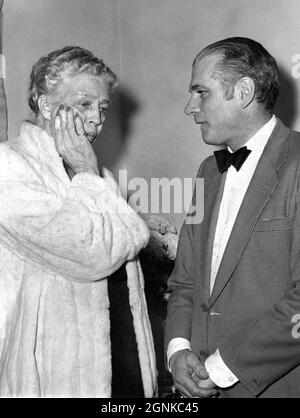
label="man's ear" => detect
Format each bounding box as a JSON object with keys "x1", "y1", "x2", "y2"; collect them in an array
[
  {"x1": 238, "y1": 77, "x2": 255, "y2": 108},
  {"x1": 37, "y1": 95, "x2": 53, "y2": 120}
]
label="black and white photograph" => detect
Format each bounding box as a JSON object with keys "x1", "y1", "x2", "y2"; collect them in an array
[{"x1": 1, "y1": 0, "x2": 300, "y2": 403}]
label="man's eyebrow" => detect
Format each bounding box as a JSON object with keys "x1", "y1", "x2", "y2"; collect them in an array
[{"x1": 189, "y1": 84, "x2": 207, "y2": 93}]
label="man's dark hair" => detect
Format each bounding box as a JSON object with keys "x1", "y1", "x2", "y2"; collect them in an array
[{"x1": 195, "y1": 37, "x2": 280, "y2": 112}]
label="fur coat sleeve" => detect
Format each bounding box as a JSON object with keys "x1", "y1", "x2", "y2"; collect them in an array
[{"x1": 0, "y1": 130, "x2": 149, "y2": 281}]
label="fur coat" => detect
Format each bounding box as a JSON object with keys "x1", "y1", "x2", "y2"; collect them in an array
[{"x1": 0, "y1": 122, "x2": 157, "y2": 397}]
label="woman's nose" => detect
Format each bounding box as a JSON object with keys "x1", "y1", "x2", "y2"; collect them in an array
[{"x1": 88, "y1": 107, "x2": 102, "y2": 126}]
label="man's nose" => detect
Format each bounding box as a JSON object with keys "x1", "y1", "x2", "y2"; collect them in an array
[{"x1": 185, "y1": 96, "x2": 200, "y2": 116}]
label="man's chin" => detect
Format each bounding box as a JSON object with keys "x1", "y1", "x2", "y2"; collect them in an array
[
  {"x1": 200, "y1": 124, "x2": 209, "y2": 143},
  {"x1": 201, "y1": 131, "x2": 212, "y2": 145},
  {"x1": 200, "y1": 127, "x2": 219, "y2": 146}
]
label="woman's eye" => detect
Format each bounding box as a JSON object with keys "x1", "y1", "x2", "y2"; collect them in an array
[{"x1": 80, "y1": 102, "x2": 91, "y2": 108}]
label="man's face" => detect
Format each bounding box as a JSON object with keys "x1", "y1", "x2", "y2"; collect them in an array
[
  {"x1": 185, "y1": 54, "x2": 241, "y2": 147},
  {"x1": 51, "y1": 72, "x2": 111, "y2": 143}
]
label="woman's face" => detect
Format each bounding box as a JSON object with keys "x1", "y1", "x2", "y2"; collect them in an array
[{"x1": 50, "y1": 72, "x2": 111, "y2": 143}]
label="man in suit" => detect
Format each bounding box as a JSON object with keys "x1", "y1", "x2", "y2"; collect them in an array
[{"x1": 165, "y1": 37, "x2": 300, "y2": 398}]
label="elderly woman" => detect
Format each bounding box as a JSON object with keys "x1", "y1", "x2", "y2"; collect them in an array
[{"x1": 0, "y1": 46, "x2": 157, "y2": 397}]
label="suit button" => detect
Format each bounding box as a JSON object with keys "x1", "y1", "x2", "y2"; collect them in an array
[{"x1": 201, "y1": 303, "x2": 210, "y2": 312}]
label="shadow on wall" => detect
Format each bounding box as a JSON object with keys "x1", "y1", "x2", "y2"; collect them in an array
[
  {"x1": 93, "y1": 86, "x2": 140, "y2": 172},
  {"x1": 275, "y1": 65, "x2": 297, "y2": 127}
]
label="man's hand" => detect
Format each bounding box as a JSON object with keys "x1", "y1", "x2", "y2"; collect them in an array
[
  {"x1": 54, "y1": 105, "x2": 99, "y2": 176},
  {"x1": 169, "y1": 349, "x2": 218, "y2": 398},
  {"x1": 196, "y1": 375, "x2": 217, "y2": 393}
]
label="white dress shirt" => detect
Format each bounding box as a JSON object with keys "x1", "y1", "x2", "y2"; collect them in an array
[{"x1": 167, "y1": 115, "x2": 277, "y2": 388}]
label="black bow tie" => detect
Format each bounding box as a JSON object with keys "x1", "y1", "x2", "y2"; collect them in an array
[{"x1": 214, "y1": 146, "x2": 251, "y2": 173}]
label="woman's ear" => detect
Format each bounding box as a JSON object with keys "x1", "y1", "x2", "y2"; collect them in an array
[{"x1": 37, "y1": 95, "x2": 53, "y2": 120}]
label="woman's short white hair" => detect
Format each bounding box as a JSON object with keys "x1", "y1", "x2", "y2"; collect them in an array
[{"x1": 28, "y1": 46, "x2": 118, "y2": 115}]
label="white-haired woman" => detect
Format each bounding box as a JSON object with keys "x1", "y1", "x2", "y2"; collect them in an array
[{"x1": 0, "y1": 46, "x2": 157, "y2": 398}]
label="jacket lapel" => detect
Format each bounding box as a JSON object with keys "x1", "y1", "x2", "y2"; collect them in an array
[
  {"x1": 200, "y1": 171, "x2": 227, "y2": 302},
  {"x1": 208, "y1": 119, "x2": 290, "y2": 307}
]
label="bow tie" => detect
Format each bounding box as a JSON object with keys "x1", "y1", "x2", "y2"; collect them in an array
[{"x1": 214, "y1": 146, "x2": 251, "y2": 173}]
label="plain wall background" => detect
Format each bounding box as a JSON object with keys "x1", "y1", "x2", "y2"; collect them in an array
[
  {"x1": 3, "y1": 0, "x2": 127, "y2": 175},
  {"x1": 3, "y1": 0, "x2": 300, "y2": 229}
]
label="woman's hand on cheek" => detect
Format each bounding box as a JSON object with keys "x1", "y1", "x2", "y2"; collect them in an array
[{"x1": 54, "y1": 105, "x2": 99, "y2": 176}]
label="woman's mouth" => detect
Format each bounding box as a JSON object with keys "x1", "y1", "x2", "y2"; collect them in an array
[{"x1": 85, "y1": 133, "x2": 97, "y2": 143}]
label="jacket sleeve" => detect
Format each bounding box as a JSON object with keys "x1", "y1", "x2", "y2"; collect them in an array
[
  {"x1": 164, "y1": 160, "x2": 207, "y2": 350},
  {"x1": 164, "y1": 220, "x2": 195, "y2": 348},
  {"x1": 0, "y1": 147, "x2": 149, "y2": 282},
  {"x1": 219, "y1": 189, "x2": 300, "y2": 396}
]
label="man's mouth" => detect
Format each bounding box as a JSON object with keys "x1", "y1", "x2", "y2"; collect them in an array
[{"x1": 194, "y1": 117, "x2": 206, "y2": 125}]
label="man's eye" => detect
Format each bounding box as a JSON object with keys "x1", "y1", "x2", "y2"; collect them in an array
[
  {"x1": 100, "y1": 107, "x2": 108, "y2": 114},
  {"x1": 197, "y1": 90, "x2": 208, "y2": 97}
]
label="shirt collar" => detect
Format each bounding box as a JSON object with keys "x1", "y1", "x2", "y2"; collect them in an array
[
  {"x1": 228, "y1": 115, "x2": 277, "y2": 171},
  {"x1": 244, "y1": 114, "x2": 276, "y2": 151}
]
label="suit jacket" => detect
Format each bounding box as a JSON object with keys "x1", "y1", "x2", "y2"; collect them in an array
[{"x1": 165, "y1": 118, "x2": 300, "y2": 398}]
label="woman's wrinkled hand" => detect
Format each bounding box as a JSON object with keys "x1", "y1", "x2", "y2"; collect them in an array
[{"x1": 54, "y1": 105, "x2": 99, "y2": 176}]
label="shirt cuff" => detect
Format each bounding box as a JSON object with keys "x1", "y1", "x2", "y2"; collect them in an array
[
  {"x1": 167, "y1": 338, "x2": 191, "y2": 372},
  {"x1": 205, "y1": 349, "x2": 239, "y2": 388}
]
